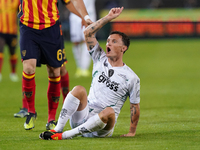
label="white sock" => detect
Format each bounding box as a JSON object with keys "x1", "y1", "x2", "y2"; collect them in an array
[
  {"x1": 80, "y1": 42, "x2": 91, "y2": 70},
  {"x1": 72, "y1": 45, "x2": 81, "y2": 68},
  {"x1": 62, "y1": 114, "x2": 106, "y2": 139},
  {"x1": 54, "y1": 92, "x2": 80, "y2": 132}
]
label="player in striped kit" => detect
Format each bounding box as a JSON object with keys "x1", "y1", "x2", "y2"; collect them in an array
[
  {"x1": 39, "y1": 7, "x2": 140, "y2": 140},
  {"x1": 18, "y1": 0, "x2": 92, "y2": 130},
  {"x1": 0, "y1": 0, "x2": 20, "y2": 82}
]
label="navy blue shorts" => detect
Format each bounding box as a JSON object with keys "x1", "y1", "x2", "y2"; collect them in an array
[
  {"x1": 19, "y1": 21, "x2": 65, "y2": 67},
  {"x1": 60, "y1": 30, "x2": 67, "y2": 63},
  {"x1": 0, "y1": 33, "x2": 17, "y2": 48}
]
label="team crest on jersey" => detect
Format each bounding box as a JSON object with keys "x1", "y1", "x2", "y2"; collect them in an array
[
  {"x1": 60, "y1": 108, "x2": 68, "y2": 119},
  {"x1": 108, "y1": 69, "x2": 114, "y2": 77},
  {"x1": 24, "y1": 91, "x2": 32, "y2": 98},
  {"x1": 52, "y1": 96, "x2": 60, "y2": 103},
  {"x1": 22, "y1": 50, "x2": 26, "y2": 57}
]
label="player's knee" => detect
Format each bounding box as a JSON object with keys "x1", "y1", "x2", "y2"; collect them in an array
[
  {"x1": 99, "y1": 107, "x2": 115, "y2": 123},
  {"x1": 23, "y1": 59, "x2": 36, "y2": 74},
  {"x1": 71, "y1": 85, "x2": 87, "y2": 100},
  {"x1": 60, "y1": 65, "x2": 67, "y2": 76},
  {"x1": 105, "y1": 107, "x2": 115, "y2": 117}
]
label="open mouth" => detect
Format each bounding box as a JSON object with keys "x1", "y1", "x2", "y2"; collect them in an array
[{"x1": 107, "y1": 47, "x2": 111, "y2": 53}]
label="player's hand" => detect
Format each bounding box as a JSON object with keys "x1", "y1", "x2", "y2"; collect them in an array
[
  {"x1": 120, "y1": 132, "x2": 135, "y2": 137},
  {"x1": 81, "y1": 19, "x2": 87, "y2": 27},
  {"x1": 107, "y1": 7, "x2": 124, "y2": 20},
  {"x1": 85, "y1": 19, "x2": 93, "y2": 26},
  {"x1": 82, "y1": 19, "x2": 93, "y2": 28}
]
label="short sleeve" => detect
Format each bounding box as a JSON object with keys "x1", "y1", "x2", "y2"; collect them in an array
[
  {"x1": 129, "y1": 77, "x2": 140, "y2": 104},
  {"x1": 89, "y1": 43, "x2": 106, "y2": 64}
]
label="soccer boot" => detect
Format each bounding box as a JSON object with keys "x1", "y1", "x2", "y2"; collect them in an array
[
  {"x1": 39, "y1": 130, "x2": 63, "y2": 140},
  {"x1": 14, "y1": 108, "x2": 28, "y2": 118},
  {"x1": 81, "y1": 69, "x2": 90, "y2": 77},
  {"x1": 46, "y1": 120, "x2": 57, "y2": 130},
  {"x1": 24, "y1": 112, "x2": 37, "y2": 130},
  {"x1": 10, "y1": 73, "x2": 19, "y2": 82},
  {"x1": 75, "y1": 68, "x2": 82, "y2": 78}
]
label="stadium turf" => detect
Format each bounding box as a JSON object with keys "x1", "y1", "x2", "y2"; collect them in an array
[{"x1": 0, "y1": 39, "x2": 199, "y2": 150}]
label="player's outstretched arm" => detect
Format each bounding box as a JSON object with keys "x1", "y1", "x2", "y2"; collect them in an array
[
  {"x1": 84, "y1": 7, "x2": 124, "y2": 51},
  {"x1": 70, "y1": 0, "x2": 92, "y2": 25},
  {"x1": 121, "y1": 103, "x2": 140, "y2": 137}
]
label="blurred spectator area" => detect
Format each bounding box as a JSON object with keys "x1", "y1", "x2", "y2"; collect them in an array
[
  {"x1": 96, "y1": 0, "x2": 200, "y2": 10},
  {"x1": 96, "y1": 0, "x2": 200, "y2": 19},
  {"x1": 58, "y1": 0, "x2": 200, "y2": 40},
  {"x1": 96, "y1": 0, "x2": 200, "y2": 39}
]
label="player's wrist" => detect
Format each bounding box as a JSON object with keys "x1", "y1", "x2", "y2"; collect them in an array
[
  {"x1": 84, "y1": 15, "x2": 91, "y2": 21},
  {"x1": 105, "y1": 15, "x2": 113, "y2": 22}
]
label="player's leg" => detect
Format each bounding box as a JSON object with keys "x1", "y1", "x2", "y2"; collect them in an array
[
  {"x1": 76, "y1": 0, "x2": 96, "y2": 77},
  {"x1": 69, "y1": 13, "x2": 83, "y2": 77},
  {"x1": 53, "y1": 85, "x2": 88, "y2": 132},
  {"x1": 46, "y1": 65, "x2": 61, "y2": 129},
  {"x1": 70, "y1": 16, "x2": 91, "y2": 77},
  {"x1": 22, "y1": 59, "x2": 37, "y2": 130},
  {"x1": 72, "y1": 42, "x2": 82, "y2": 77},
  {"x1": 13, "y1": 86, "x2": 28, "y2": 117},
  {"x1": 8, "y1": 35, "x2": 18, "y2": 82},
  {"x1": 39, "y1": 85, "x2": 88, "y2": 140},
  {"x1": 14, "y1": 33, "x2": 32, "y2": 117},
  {"x1": 60, "y1": 64, "x2": 69, "y2": 102},
  {"x1": 79, "y1": 41, "x2": 91, "y2": 77},
  {"x1": 43, "y1": 21, "x2": 66, "y2": 129},
  {"x1": 60, "y1": 25, "x2": 69, "y2": 102},
  {"x1": 19, "y1": 22, "x2": 39, "y2": 130},
  {"x1": 61, "y1": 107, "x2": 115, "y2": 139},
  {"x1": 0, "y1": 35, "x2": 5, "y2": 81},
  {"x1": 40, "y1": 107, "x2": 115, "y2": 140}
]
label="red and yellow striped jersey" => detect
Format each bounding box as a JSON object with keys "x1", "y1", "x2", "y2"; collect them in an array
[
  {"x1": 0, "y1": 0, "x2": 20, "y2": 34},
  {"x1": 19, "y1": 0, "x2": 70, "y2": 30}
]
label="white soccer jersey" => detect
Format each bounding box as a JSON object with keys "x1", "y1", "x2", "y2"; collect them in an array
[{"x1": 87, "y1": 43, "x2": 140, "y2": 120}]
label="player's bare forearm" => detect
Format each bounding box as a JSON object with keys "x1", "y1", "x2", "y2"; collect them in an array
[
  {"x1": 71, "y1": 0, "x2": 92, "y2": 26},
  {"x1": 129, "y1": 103, "x2": 140, "y2": 134},
  {"x1": 66, "y1": 2, "x2": 82, "y2": 18},
  {"x1": 70, "y1": 0, "x2": 87, "y2": 17},
  {"x1": 84, "y1": 15, "x2": 111, "y2": 50},
  {"x1": 66, "y1": 1, "x2": 88, "y2": 27},
  {"x1": 84, "y1": 7, "x2": 124, "y2": 50},
  {"x1": 121, "y1": 103, "x2": 140, "y2": 137}
]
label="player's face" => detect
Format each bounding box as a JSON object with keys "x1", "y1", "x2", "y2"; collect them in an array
[{"x1": 106, "y1": 34, "x2": 124, "y2": 58}]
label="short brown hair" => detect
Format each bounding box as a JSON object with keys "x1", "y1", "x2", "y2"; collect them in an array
[{"x1": 109, "y1": 31, "x2": 130, "y2": 53}]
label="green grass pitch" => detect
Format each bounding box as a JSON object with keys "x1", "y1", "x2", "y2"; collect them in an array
[{"x1": 0, "y1": 39, "x2": 199, "y2": 150}]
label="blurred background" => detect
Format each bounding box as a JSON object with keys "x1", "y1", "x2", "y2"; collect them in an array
[{"x1": 58, "y1": 0, "x2": 200, "y2": 40}]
